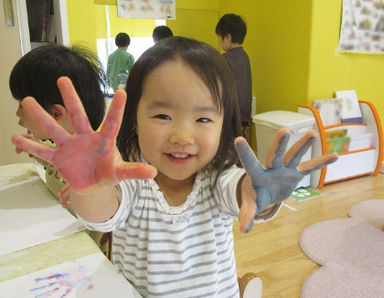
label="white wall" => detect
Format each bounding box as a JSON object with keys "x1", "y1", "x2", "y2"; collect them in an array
[{"x1": 0, "y1": 0, "x2": 29, "y2": 165}]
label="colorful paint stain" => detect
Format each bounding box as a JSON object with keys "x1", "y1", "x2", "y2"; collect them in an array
[{"x1": 29, "y1": 262, "x2": 93, "y2": 298}]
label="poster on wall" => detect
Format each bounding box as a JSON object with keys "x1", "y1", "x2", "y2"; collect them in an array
[
  {"x1": 339, "y1": 0, "x2": 384, "y2": 53},
  {"x1": 117, "y1": 0, "x2": 175, "y2": 20}
]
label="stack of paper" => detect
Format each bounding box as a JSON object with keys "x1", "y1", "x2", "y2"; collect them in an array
[
  {"x1": 335, "y1": 90, "x2": 363, "y2": 123},
  {"x1": 0, "y1": 178, "x2": 85, "y2": 257}
]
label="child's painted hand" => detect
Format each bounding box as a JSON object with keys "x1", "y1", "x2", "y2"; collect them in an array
[
  {"x1": 235, "y1": 128, "x2": 338, "y2": 233},
  {"x1": 11, "y1": 77, "x2": 157, "y2": 196},
  {"x1": 59, "y1": 184, "x2": 71, "y2": 208},
  {"x1": 15, "y1": 133, "x2": 36, "y2": 154}
]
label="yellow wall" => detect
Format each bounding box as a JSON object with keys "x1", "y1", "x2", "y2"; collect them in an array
[
  {"x1": 67, "y1": 0, "x2": 383, "y2": 138},
  {"x1": 219, "y1": 0, "x2": 312, "y2": 113},
  {"x1": 167, "y1": 0, "x2": 219, "y2": 48},
  {"x1": 108, "y1": 6, "x2": 155, "y2": 37},
  {"x1": 308, "y1": 0, "x2": 384, "y2": 127},
  {"x1": 66, "y1": 0, "x2": 98, "y2": 52},
  {"x1": 176, "y1": 0, "x2": 219, "y2": 11},
  {"x1": 219, "y1": 0, "x2": 383, "y2": 126},
  {"x1": 94, "y1": 0, "x2": 115, "y2": 4},
  {"x1": 67, "y1": 0, "x2": 220, "y2": 54},
  {"x1": 94, "y1": 5, "x2": 155, "y2": 39},
  {"x1": 94, "y1": 5, "x2": 107, "y2": 39}
]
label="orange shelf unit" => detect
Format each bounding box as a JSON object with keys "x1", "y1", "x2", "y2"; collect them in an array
[{"x1": 298, "y1": 100, "x2": 383, "y2": 189}]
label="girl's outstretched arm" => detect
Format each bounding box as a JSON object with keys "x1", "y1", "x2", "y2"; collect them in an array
[
  {"x1": 11, "y1": 77, "x2": 157, "y2": 222},
  {"x1": 234, "y1": 128, "x2": 338, "y2": 233}
]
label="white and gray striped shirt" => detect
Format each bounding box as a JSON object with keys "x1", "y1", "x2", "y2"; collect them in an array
[{"x1": 79, "y1": 166, "x2": 278, "y2": 297}]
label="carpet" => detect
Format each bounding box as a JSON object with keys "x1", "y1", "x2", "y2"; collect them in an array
[{"x1": 299, "y1": 199, "x2": 384, "y2": 298}]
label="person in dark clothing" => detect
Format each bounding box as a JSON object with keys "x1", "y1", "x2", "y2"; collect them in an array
[
  {"x1": 216, "y1": 13, "x2": 253, "y2": 143},
  {"x1": 152, "y1": 25, "x2": 173, "y2": 43}
]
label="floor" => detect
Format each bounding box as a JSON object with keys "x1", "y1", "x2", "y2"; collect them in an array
[{"x1": 232, "y1": 173, "x2": 384, "y2": 298}]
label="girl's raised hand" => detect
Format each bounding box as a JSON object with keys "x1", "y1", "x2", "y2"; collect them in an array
[
  {"x1": 234, "y1": 128, "x2": 338, "y2": 233},
  {"x1": 15, "y1": 133, "x2": 36, "y2": 154},
  {"x1": 11, "y1": 77, "x2": 157, "y2": 195}
]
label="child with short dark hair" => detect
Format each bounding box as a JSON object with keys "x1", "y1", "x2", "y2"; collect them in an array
[
  {"x1": 10, "y1": 44, "x2": 106, "y2": 198},
  {"x1": 107, "y1": 32, "x2": 135, "y2": 91},
  {"x1": 152, "y1": 25, "x2": 173, "y2": 43},
  {"x1": 216, "y1": 13, "x2": 253, "y2": 143},
  {"x1": 9, "y1": 44, "x2": 109, "y2": 255},
  {"x1": 10, "y1": 44, "x2": 105, "y2": 132},
  {"x1": 12, "y1": 37, "x2": 338, "y2": 297}
]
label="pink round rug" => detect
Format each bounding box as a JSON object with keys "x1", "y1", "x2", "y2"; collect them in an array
[{"x1": 299, "y1": 199, "x2": 384, "y2": 298}]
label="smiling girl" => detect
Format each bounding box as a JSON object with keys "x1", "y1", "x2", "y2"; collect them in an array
[{"x1": 12, "y1": 37, "x2": 337, "y2": 297}]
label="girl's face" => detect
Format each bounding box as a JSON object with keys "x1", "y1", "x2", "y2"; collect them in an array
[{"x1": 136, "y1": 59, "x2": 224, "y2": 185}]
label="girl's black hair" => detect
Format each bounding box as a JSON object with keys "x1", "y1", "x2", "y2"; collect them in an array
[
  {"x1": 9, "y1": 44, "x2": 106, "y2": 130},
  {"x1": 117, "y1": 37, "x2": 242, "y2": 178}
]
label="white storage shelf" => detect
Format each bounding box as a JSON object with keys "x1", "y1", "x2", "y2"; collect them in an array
[{"x1": 298, "y1": 100, "x2": 383, "y2": 188}]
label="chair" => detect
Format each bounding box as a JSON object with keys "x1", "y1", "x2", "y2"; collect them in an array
[{"x1": 238, "y1": 273, "x2": 263, "y2": 298}]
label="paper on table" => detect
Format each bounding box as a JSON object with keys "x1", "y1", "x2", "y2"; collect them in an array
[
  {"x1": 0, "y1": 163, "x2": 40, "y2": 190},
  {"x1": 0, "y1": 179, "x2": 85, "y2": 257},
  {"x1": 0, "y1": 252, "x2": 142, "y2": 298}
]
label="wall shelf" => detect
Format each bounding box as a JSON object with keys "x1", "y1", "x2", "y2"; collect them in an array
[{"x1": 298, "y1": 100, "x2": 383, "y2": 188}]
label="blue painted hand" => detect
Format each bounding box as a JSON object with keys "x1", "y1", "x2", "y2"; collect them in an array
[{"x1": 235, "y1": 128, "x2": 338, "y2": 233}]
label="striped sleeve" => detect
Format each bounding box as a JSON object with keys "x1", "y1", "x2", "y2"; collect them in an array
[
  {"x1": 254, "y1": 202, "x2": 283, "y2": 223},
  {"x1": 212, "y1": 166, "x2": 245, "y2": 218},
  {"x1": 76, "y1": 180, "x2": 138, "y2": 232}
]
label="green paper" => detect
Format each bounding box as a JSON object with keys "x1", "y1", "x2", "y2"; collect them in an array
[{"x1": 290, "y1": 187, "x2": 322, "y2": 202}]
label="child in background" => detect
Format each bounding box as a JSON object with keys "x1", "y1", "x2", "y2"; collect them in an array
[
  {"x1": 152, "y1": 25, "x2": 173, "y2": 43},
  {"x1": 12, "y1": 37, "x2": 338, "y2": 297},
  {"x1": 216, "y1": 13, "x2": 253, "y2": 143},
  {"x1": 107, "y1": 32, "x2": 135, "y2": 91},
  {"x1": 9, "y1": 44, "x2": 109, "y2": 254}
]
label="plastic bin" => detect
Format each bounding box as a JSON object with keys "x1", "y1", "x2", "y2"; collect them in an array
[{"x1": 252, "y1": 110, "x2": 315, "y2": 188}]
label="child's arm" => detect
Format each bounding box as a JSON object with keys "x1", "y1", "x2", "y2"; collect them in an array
[
  {"x1": 234, "y1": 128, "x2": 338, "y2": 233},
  {"x1": 12, "y1": 77, "x2": 157, "y2": 222}
]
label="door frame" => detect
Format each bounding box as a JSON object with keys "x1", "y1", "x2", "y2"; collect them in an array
[{"x1": 15, "y1": 0, "x2": 69, "y2": 55}]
